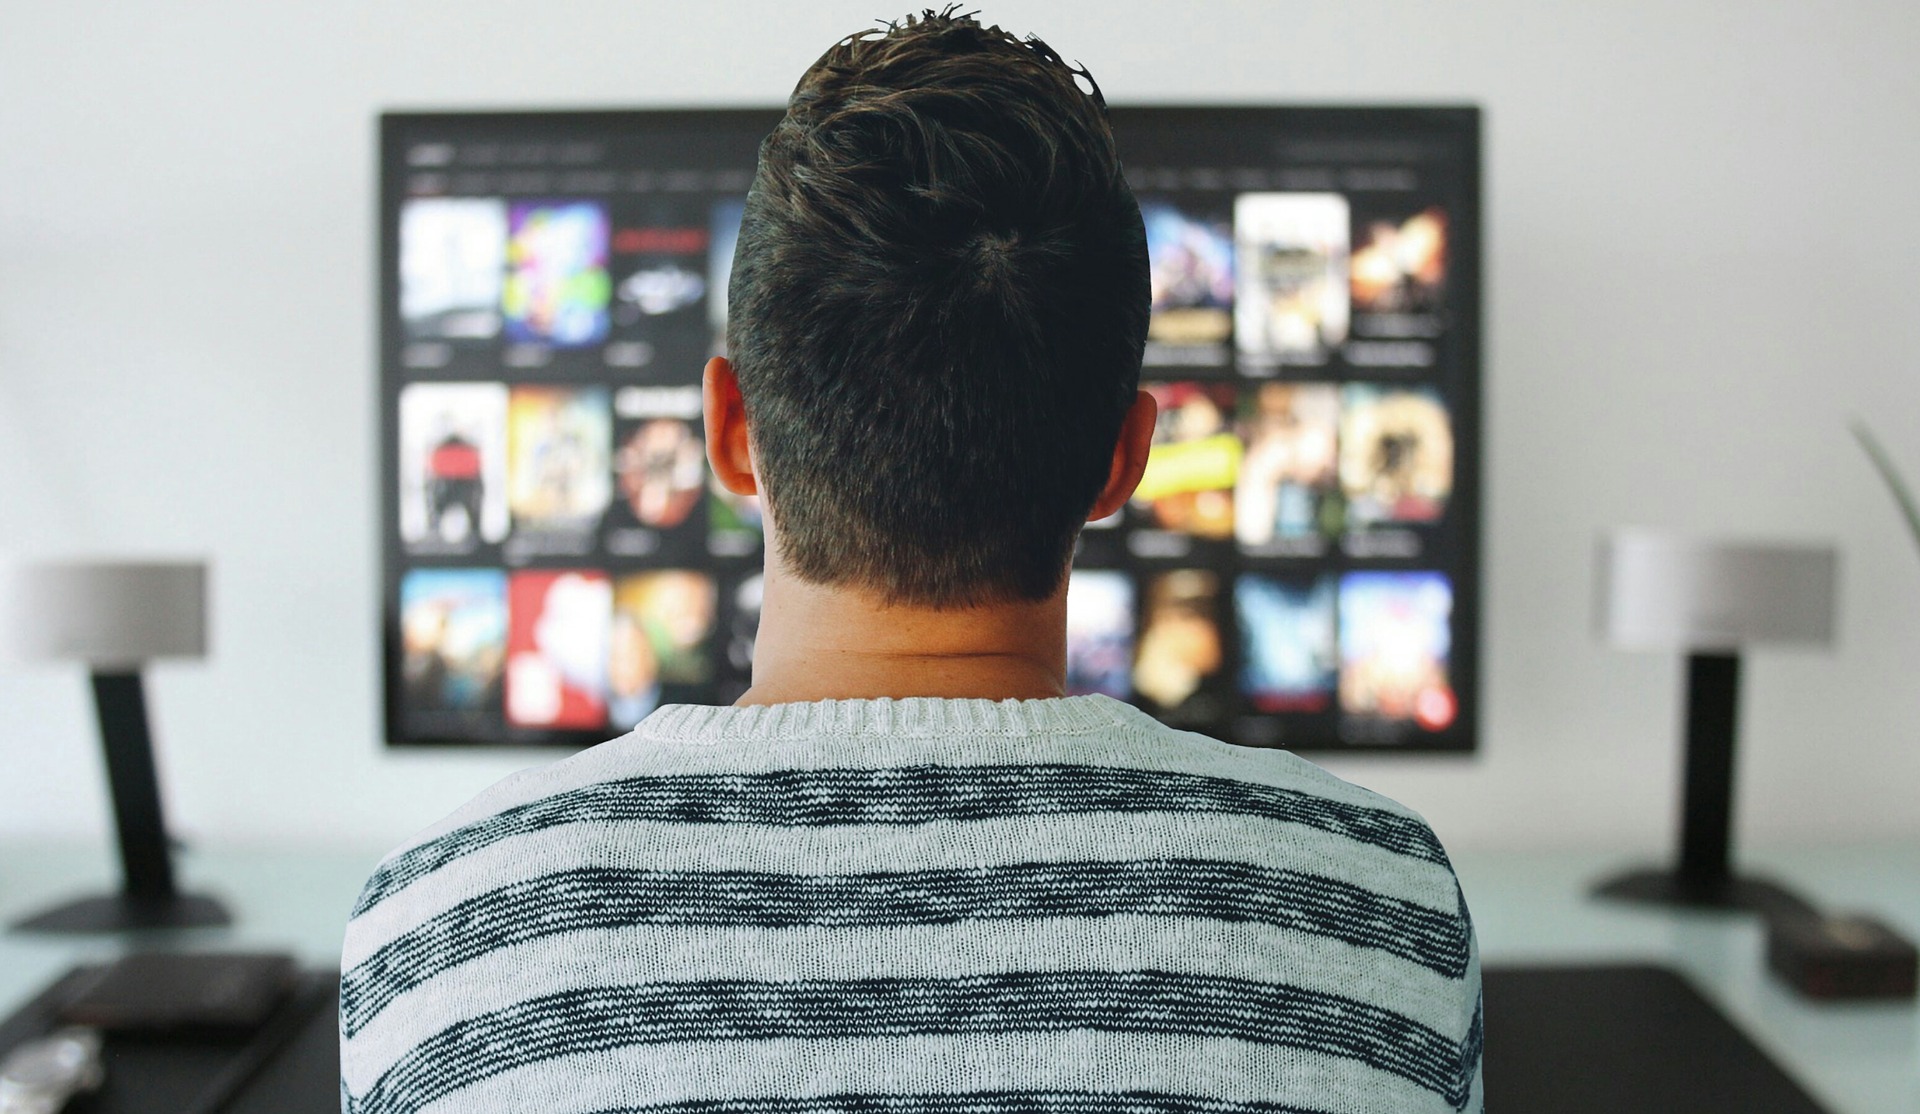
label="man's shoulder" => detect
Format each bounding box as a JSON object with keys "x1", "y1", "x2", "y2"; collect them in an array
[
  {"x1": 384, "y1": 732, "x2": 650, "y2": 857},
  {"x1": 1121, "y1": 709, "x2": 1431, "y2": 818},
  {"x1": 342, "y1": 728, "x2": 660, "y2": 936},
  {"x1": 1116, "y1": 713, "x2": 1464, "y2": 896}
]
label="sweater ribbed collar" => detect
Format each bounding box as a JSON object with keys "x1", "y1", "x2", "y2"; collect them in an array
[{"x1": 635, "y1": 693, "x2": 1146, "y2": 743}]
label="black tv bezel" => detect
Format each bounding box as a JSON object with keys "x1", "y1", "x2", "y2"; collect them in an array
[{"x1": 377, "y1": 104, "x2": 1483, "y2": 754}]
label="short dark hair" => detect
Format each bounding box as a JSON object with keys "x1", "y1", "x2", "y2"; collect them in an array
[{"x1": 728, "y1": 8, "x2": 1149, "y2": 606}]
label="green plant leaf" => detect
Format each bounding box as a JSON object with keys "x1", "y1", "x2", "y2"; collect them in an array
[{"x1": 1851, "y1": 418, "x2": 1920, "y2": 560}]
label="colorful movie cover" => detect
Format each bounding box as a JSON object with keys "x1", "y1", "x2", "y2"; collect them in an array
[
  {"x1": 1235, "y1": 382, "x2": 1342, "y2": 549},
  {"x1": 506, "y1": 386, "x2": 613, "y2": 532},
  {"x1": 612, "y1": 385, "x2": 706, "y2": 531},
  {"x1": 1066, "y1": 570, "x2": 1134, "y2": 699},
  {"x1": 399, "y1": 568, "x2": 507, "y2": 726},
  {"x1": 1233, "y1": 192, "x2": 1350, "y2": 364},
  {"x1": 399, "y1": 198, "x2": 507, "y2": 340},
  {"x1": 1338, "y1": 571, "x2": 1455, "y2": 730},
  {"x1": 614, "y1": 417, "x2": 704, "y2": 529},
  {"x1": 608, "y1": 570, "x2": 717, "y2": 730},
  {"x1": 398, "y1": 382, "x2": 510, "y2": 549},
  {"x1": 1338, "y1": 384, "x2": 1453, "y2": 526},
  {"x1": 502, "y1": 201, "x2": 612, "y2": 346},
  {"x1": 1351, "y1": 206, "x2": 1448, "y2": 315},
  {"x1": 1132, "y1": 382, "x2": 1241, "y2": 540},
  {"x1": 1134, "y1": 569, "x2": 1227, "y2": 717},
  {"x1": 1142, "y1": 201, "x2": 1233, "y2": 346},
  {"x1": 1236, "y1": 574, "x2": 1336, "y2": 712},
  {"x1": 505, "y1": 569, "x2": 611, "y2": 729}
]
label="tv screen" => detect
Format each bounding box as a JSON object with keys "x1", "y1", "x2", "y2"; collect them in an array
[{"x1": 380, "y1": 106, "x2": 1481, "y2": 752}]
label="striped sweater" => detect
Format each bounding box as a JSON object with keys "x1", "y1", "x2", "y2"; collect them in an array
[{"x1": 340, "y1": 695, "x2": 1483, "y2": 1114}]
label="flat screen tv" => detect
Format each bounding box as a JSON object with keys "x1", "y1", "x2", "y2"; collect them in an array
[{"x1": 380, "y1": 105, "x2": 1481, "y2": 752}]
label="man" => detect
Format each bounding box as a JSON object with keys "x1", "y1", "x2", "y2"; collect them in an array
[{"x1": 342, "y1": 11, "x2": 1482, "y2": 1112}]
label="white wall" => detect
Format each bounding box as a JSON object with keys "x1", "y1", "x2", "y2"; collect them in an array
[{"x1": 3, "y1": 0, "x2": 1917, "y2": 854}]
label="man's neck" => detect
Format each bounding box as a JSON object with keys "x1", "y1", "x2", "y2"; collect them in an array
[{"x1": 736, "y1": 563, "x2": 1069, "y2": 706}]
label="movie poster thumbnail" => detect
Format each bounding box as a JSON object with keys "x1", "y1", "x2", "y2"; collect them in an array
[
  {"x1": 1132, "y1": 382, "x2": 1241, "y2": 542},
  {"x1": 708, "y1": 199, "x2": 747, "y2": 355},
  {"x1": 1351, "y1": 205, "x2": 1448, "y2": 317},
  {"x1": 1141, "y1": 200, "x2": 1233, "y2": 366},
  {"x1": 607, "y1": 385, "x2": 707, "y2": 557},
  {"x1": 1134, "y1": 569, "x2": 1232, "y2": 725},
  {"x1": 503, "y1": 200, "x2": 612, "y2": 348},
  {"x1": 1234, "y1": 382, "x2": 1342, "y2": 555},
  {"x1": 505, "y1": 569, "x2": 611, "y2": 730},
  {"x1": 398, "y1": 382, "x2": 511, "y2": 553},
  {"x1": 1337, "y1": 571, "x2": 1455, "y2": 731},
  {"x1": 1235, "y1": 573, "x2": 1336, "y2": 713},
  {"x1": 607, "y1": 210, "x2": 712, "y2": 370},
  {"x1": 1338, "y1": 384, "x2": 1453, "y2": 528},
  {"x1": 1234, "y1": 193, "x2": 1351, "y2": 368},
  {"x1": 1066, "y1": 570, "x2": 1134, "y2": 699},
  {"x1": 399, "y1": 198, "x2": 507, "y2": 341},
  {"x1": 399, "y1": 568, "x2": 507, "y2": 737},
  {"x1": 507, "y1": 385, "x2": 613, "y2": 540},
  {"x1": 608, "y1": 570, "x2": 718, "y2": 731}
]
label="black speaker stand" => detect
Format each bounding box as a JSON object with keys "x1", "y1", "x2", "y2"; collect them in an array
[
  {"x1": 1593, "y1": 652, "x2": 1816, "y2": 921},
  {"x1": 10, "y1": 670, "x2": 231, "y2": 934}
]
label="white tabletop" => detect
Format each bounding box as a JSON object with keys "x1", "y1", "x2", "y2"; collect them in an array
[{"x1": 2, "y1": 842, "x2": 1915, "y2": 1112}]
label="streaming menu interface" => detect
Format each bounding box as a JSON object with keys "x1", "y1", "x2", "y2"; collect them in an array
[{"x1": 381, "y1": 107, "x2": 1481, "y2": 751}]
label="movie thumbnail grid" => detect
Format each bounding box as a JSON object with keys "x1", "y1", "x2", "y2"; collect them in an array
[
  {"x1": 1142, "y1": 194, "x2": 1452, "y2": 374},
  {"x1": 399, "y1": 373, "x2": 1453, "y2": 561},
  {"x1": 398, "y1": 380, "x2": 762, "y2": 565},
  {"x1": 397, "y1": 195, "x2": 744, "y2": 376},
  {"x1": 400, "y1": 566, "x2": 766, "y2": 740},
  {"x1": 391, "y1": 186, "x2": 1463, "y2": 746},
  {"x1": 1085, "y1": 378, "x2": 1455, "y2": 563},
  {"x1": 1067, "y1": 567, "x2": 1458, "y2": 745},
  {"x1": 402, "y1": 561, "x2": 1457, "y2": 746},
  {"x1": 396, "y1": 190, "x2": 1452, "y2": 380}
]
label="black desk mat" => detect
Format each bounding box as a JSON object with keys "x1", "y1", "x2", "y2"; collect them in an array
[
  {"x1": 221, "y1": 980, "x2": 340, "y2": 1114},
  {"x1": 1483, "y1": 964, "x2": 1829, "y2": 1113},
  {"x1": 0, "y1": 966, "x2": 340, "y2": 1114}
]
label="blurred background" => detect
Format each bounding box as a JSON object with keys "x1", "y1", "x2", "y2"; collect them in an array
[{"x1": 1, "y1": 0, "x2": 1916, "y2": 855}]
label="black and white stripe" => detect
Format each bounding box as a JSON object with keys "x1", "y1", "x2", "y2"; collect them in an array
[
  {"x1": 585, "y1": 1091, "x2": 1341, "y2": 1114},
  {"x1": 342, "y1": 858, "x2": 1470, "y2": 1036},
  {"x1": 341, "y1": 697, "x2": 1484, "y2": 1113},
  {"x1": 352, "y1": 764, "x2": 1451, "y2": 917},
  {"x1": 354, "y1": 971, "x2": 1482, "y2": 1114}
]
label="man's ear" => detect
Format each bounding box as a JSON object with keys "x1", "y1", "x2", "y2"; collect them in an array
[
  {"x1": 703, "y1": 356, "x2": 758, "y2": 497},
  {"x1": 1088, "y1": 389, "x2": 1158, "y2": 522}
]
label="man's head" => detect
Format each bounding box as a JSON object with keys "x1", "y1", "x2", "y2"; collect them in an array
[{"x1": 715, "y1": 9, "x2": 1151, "y2": 607}]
